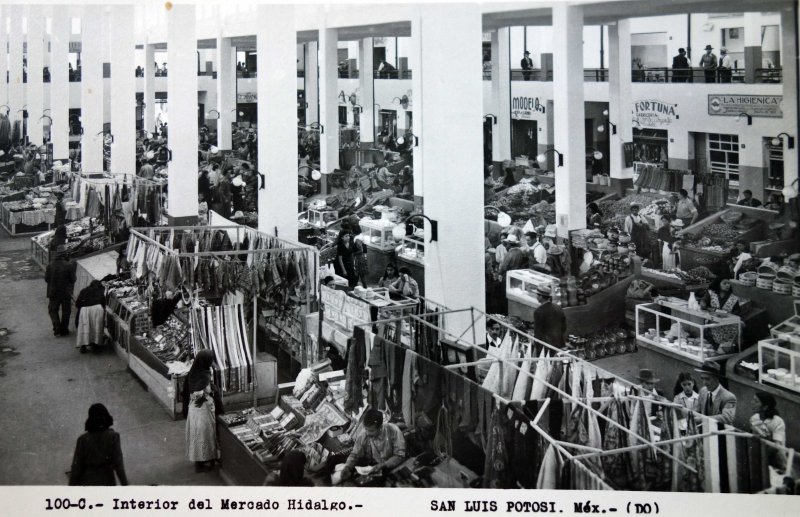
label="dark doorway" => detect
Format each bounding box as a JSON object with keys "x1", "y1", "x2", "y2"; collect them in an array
[
  {"x1": 511, "y1": 119, "x2": 537, "y2": 159},
  {"x1": 373, "y1": 46, "x2": 386, "y2": 74}
]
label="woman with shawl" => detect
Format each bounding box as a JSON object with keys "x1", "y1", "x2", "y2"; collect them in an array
[
  {"x1": 69, "y1": 404, "x2": 128, "y2": 485},
  {"x1": 74, "y1": 280, "x2": 106, "y2": 353},
  {"x1": 184, "y1": 350, "x2": 221, "y2": 472}
]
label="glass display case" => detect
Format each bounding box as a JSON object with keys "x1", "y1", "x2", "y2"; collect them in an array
[
  {"x1": 307, "y1": 209, "x2": 339, "y2": 228},
  {"x1": 397, "y1": 235, "x2": 425, "y2": 265},
  {"x1": 635, "y1": 297, "x2": 742, "y2": 363},
  {"x1": 758, "y1": 335, "x2": 800, "y2": 395},
  {"x1": 505, "y1": 269, "x2": 560, "y2": 308},
  {"x1": 359, "y1": 219, "x2": 397, "y2": 251}
]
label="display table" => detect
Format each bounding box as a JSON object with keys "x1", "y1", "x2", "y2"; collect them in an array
[
  {"x1": 730, "y1": 280, "x2": 796, "y2": 326},
  {"x1": 0, "y1": 202, "x2": 53, "y2": 236},
  {"x1": 72, "y1": 246, "x2": 123, "y2": 296},
  {"x1": 217, "y1": 419, "x2": 272, "y2": 486}
]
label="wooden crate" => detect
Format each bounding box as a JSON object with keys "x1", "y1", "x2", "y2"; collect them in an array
[{"x1": 128, "y1": 353, "x2": 182, "y2": 420}]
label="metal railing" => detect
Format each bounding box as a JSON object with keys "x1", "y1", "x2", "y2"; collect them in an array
[
  {"x1": 510, "y1": 68, "x2": 552, "y2": 81},
  {"x1": 631, "y1": 67, "x2": 781, "y2": 84},
  {"x1": 373, "y1": 70, "x2": 413, "y2": 79},
  {"x1": 338, "y1": 70, "x2": 360, "y2": 79}
]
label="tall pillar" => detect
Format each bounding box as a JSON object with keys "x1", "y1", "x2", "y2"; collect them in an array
[
  {"x1": 358, "y1": 38, "x2": 374, "y2": 145},
  {"x1": 743, "y1": 13, "x2": 762, "y2": 84},
  {"x1": 319, "y1": 27, "x2": 339, "y2": 184},
  {"x1": 608, "y1": 19, "x2": 633, "y2": 189},
  {"x1": 491, "y1": 27, "x2": 512, "y2": 163},
  {"x1": 780, "y1": 8, "x2": 798, "y2": 192},
  {"x1": 80, "y1": 6, "x2": 104, "y2": 172},
  {"x1": 110, "y1": 5, "x2": 136, "y2": 175},
  {"x1": 50, "y1": 6, "x2": 69, "y2": 160},
  {"x1": 410, "y1": 14, "x2": 423, "y2": 197},
  {"x1": 8, "y1": 5, "x2": 24, "y2": 128},
  {"x1": 143, "y1": 43, "x2": 156, "y2": 134},
  {"x1": 216, "y1": 36, "x2": 236, "y2": 150},
  {"x1": 552, "y1": 4, "x2": 586, "y2": 237},
  {"x1": 26, "y1": 5, "x2": 44, "y2": 146},
  {"x1": 256, "y1": 5, "x2": 297, "y2": 239},
  {"x1": 305, "y1": 42, "x2": 319, "y2": 125},
  {"x1": 416, "y1": 4, "x2": 485, "y2": 339},
  {"x1": 0, "y1": 6, "x2": 7, "y2": 105},
  {"x1": 166, "y1": 4, "x2": 198, "y2": 222}
]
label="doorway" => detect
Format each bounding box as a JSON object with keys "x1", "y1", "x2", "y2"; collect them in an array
[{"x1": 511, "y1": 120, "x2": 537, "y2": 160}]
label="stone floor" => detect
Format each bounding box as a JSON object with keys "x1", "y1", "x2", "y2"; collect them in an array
[{"x1": 0, "y1": 228, "x2": 223, "y2": 486}]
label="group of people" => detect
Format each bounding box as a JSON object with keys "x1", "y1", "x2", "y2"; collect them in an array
[{"x1": 671, "y1": 44, "x2": 735, "y2": 83}]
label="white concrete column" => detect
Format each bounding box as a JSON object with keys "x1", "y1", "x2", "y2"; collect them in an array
[
  {"x1": 305, "y1": 42, "x2": 319, "y2": 124},
  {"x1": 81, "y1": 6, "x2": 104, "y2": 172},
  {"x1": 358, "y1": 37, "x2": 374, "y2": 145},
  {"x1": 110, "y1": 5, "x2": 136, "y2": 175},
  {"x1": 166, "y1": 4, "x2": 198, "y2": 220},
  {"x1": 8, "y1": 5, "x2": 24, "y2": 127},
  {"x1": 491, "y1": 27, "x2": 512, "y2": 162},
  {"x1": 552, "y1": 4, "x2": 586, "y2": 237},
  {"x1": 50, "y1": 6, "x2": 70, "y2": 160},
  {"x1": 780, "y1": 8, "x2": 798, "y2": 192},
  {"x1": 0, "y1": 6, "x2": 7, "y2": 106},
  {"x1": 256, "y1": 5, "x2": 297, "y2": 239},
  {"x1": 216, "y1": 36, "x2": 236, "y2": 150},
  {"x1": 143, "y1": 43, "x2": 156, "y2": 133},
  {"x1": 415, "y1": 4, "x2": 485, "y2": 338},
  {"x1": 410, "y1": 14, "x2": 423, "y2": 196},
  {"x1": 26, "y1": 5, "x2": 44, "y2": 146},
  {"x1": 608, "y1": 19, "x2": 633, "y2": 181},
  {"x1": 319, "y1": 28, "x2": 339, "y2": 181}
]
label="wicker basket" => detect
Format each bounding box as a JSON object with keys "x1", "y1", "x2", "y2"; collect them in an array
[
  {"x1": 793, "y1": 285, "x2": 800, "y2": 298},
  {"x1": 773, "y1": 280, "x2": 792, "y2": 295},
  {"x1": 757, "y1": 263, "x2": 779, "y2": 276},
  {"x1": 776, "y1": 266, "x2": 797, "y2": 283},
  {"x1": 739, "y1": 271, "x2": 758, "y2": 286},
  {"x1": 757, "y1": 273, "x2": 775, "y2": 290}
]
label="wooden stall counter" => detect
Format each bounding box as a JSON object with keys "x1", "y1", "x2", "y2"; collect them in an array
[{"x1": 730, "y1": 280, "x2": 796, "y2": 326}]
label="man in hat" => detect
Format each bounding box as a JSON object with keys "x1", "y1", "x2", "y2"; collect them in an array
[
  {"x1": 45, "y1": 250, "x2": 76, "y2": 337},
  {"x1": 533, "y1": 284, "x2": 567, "y2": 350},
  {"x1": 718, "y1": 47, "x2": 732, "y2": 83},
  {"x1": 138, "y1": 153, "x2": 155, "y2": 180},
  {"x1": 699, "y1": 44, "x2": 718, "y2": 83},
  {"x1": 671, "y1": 48, "x2": 690, "y2": 83},
  {"x1": 520, "y1": 50, "x2": 533, "y2": 81},
  {"x1": 636, "y1": 368, "x2": 662, "y2": 397},
  {"x1": 498, "y1": 234, "x2": 529, "y2": 277},
  {"x1": 694, "y1": 362, "x2": 737, "y2": 425}
]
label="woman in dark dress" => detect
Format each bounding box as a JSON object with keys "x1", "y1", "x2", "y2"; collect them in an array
[
  {"x1": 69, "y1": 404, "x2": 128, "y2": 486},
  {"x1": 335, "y1": 228, "x2": 357, "y2": 289}
]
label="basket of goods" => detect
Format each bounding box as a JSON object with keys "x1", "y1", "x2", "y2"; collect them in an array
[
  {"x1": 739, "y1": 271, "x2": 758, "y2": 286},
  {"x1": 776, "y1": 266, "x2": 797, "y2": 283},
  {"x1": 773, "y1": 279, "x2": 792, "y2": 295},
  {"x1": 618, "y1": 231, "x2": 632, "y2": 244},
  {"x1": 756, "y1": 273, "x2": 775, "y2": 290},
  {"x1": 793, "y1": 275, "x2": 800, "y2": 297},
  {"x1": 757, "y1": 263, "x2": 779, "y2": 276}
]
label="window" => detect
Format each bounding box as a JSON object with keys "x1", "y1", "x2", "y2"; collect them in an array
[
  {"x1": 338, "y1": 106, "x2": 348, "y2": 126},
  {"x1": 708, "y1": 133, "x2": 740, "y2": 188},
  {"x1": 765, "y1": 140, "x2": 784, "y2": 192}
]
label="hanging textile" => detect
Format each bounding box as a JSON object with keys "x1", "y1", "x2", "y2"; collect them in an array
[
  {"x1": 344, "y1": 327, "x2": 368, "y2": 414},
  {"x1": 483, "y1": 406, "x2": 512, "y2": 488},
  {"x1": 190, "y1": 304, "x2": 253, "y2": 394},
  {"x1": 511, "y1": 343, "x2": 532, "y2": 401}
]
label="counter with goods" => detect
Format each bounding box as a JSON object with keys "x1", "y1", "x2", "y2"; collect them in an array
[
  {"x1": 30, "y1": 217, "x2": 109, "y2": 270},
  {"x1": 486, "y1": 179, "x2": 555, "y2": 226},
  {"x1": 1, "y1": 186, "x2": 83, "y2": 236},
  {"x1": 395, "y1": 233, "x2": 425, "y2": 295},
  {"x1": 677, "y1": 205, "x2": 777, "y2": 273},
  {"x1": 727, "y1": 302, "x2": 800, "y2": 449}
]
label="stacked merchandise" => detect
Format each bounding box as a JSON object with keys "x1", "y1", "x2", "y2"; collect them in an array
[
  {"x1": 32, "y1": 217, "x2": 108, "y2": 259},
  {"x1": 634, "y1": 167, "x2": 688, "y2": 192},
  {"x1": 105, "y1": 281, "x2": 150, "y2": 351},
  {"x1": 137, "y1": 313, "x2": 191, "y2": 371},
  {"x1": 68, "y1": 174, "x2": 163, "y2": 235},
  {"x1": 488, "y1": 180, "x2": 556, "y2": 224},
  {"x1": 190, "y1": 304, "x2": 254, "y2": 394},
  {"x1": 596, "y1": 193, "x2": 671, "y2": 230},
  {"x1": 2, "y1": 187, "x2": 82, "y2": 227}
]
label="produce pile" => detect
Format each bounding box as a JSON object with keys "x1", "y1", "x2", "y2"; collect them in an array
[
  {"x1": 642, "y1": 267, "x2": 710, "y2": 286},
  {"x1": 596, "y1": 193, "x2": 671, "y2": 229},
  {"x1": 489, "y1": 181, "x2": 556, "y2": 224}
]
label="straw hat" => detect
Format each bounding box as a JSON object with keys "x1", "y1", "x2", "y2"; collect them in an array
[
  {"x1": 503, "y1": 234, "x2": 520, "y2": 244},
  {"x1": 636, "y1": 368, "x2": 660, "y2": 383},
  {"x1": 694, "y1": 362, "x2": 722, "y2": 377},
  {"x1": 670, "y1": 219, "x2": 685, "y2": 228},
  {"x1": 548, "y1": 244, "x2": 564, "y2": 255}
]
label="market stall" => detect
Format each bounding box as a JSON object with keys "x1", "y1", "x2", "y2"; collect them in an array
[{"x1": 0, "y1": 185, "x2": 82, "y2": 236}]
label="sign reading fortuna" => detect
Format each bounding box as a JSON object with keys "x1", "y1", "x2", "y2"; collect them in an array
[{"x1": 632, "y1": 100, "x2": 678, "y2": 128}]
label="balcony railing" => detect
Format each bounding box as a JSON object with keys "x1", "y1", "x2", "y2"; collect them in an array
[
  {"x1": 338, "y1": 70, "x2": 360, "y2": 79},
  {"x1": 373, "y1": 70, "x2": 412, "y2": 79},
  {"x1": 631, "y1": 67, "x2": 781, "y2": 84},
  {"x1": 584, "y1": 68, "x2": 609, "y2": 82},
  {"x1": 510, "y1": 69, "x2": 552, "y2": 81}
]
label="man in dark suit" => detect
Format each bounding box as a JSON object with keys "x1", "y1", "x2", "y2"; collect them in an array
[
  {"x1": 45, "y1": 251, "x2": 76, "y2": 336},
  {"x1": 671, "y1": 48, "x2": 690, "y2": 82},
  {"x1": 532, "y1": 284, "x2": 566, "y2": 350},
  {"x1": 520, "y1": 50, "x2": 533, "y2": 81},
  {"x1": 694, "y1": 362, "x2": 737, "y2": 425}
]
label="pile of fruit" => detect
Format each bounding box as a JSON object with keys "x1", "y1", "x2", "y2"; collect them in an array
[
  {"x1": 597, "y1": 193, "x2": 667, "y2": 229},
  {"x1": 643, "y1": 267, "x2": 709, "y2": 285},
  {"x1": 490, "y1": 182, "x2": 556, "y2": 224},
  {"x1": 697, "y1": 222, "x2": 741, "y2": 243}
]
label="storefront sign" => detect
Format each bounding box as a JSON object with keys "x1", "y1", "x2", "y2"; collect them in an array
[
  {"x1": 632, "y1": 100, "x2": 678, "y2": 128},
  {"x1": 511, "y1": 96, "x2": 546, "y2": 120},
  {"x1": 707, "y1": 94, "x2": 783, "y2": 118},
  {"x1": 237, "y1": 92, "x2": 257, "y2": 104}
]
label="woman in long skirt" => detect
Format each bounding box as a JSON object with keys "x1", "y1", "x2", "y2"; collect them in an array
[
  {"x1": 75, "y1": 280, "x2": 106, "y2": 353},
  {"x1": 184, "y1": 350, "x2": 220, "y2": 472}
]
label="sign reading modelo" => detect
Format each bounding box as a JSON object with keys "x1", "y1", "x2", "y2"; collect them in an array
[
  {"x1": 511, "y1": 96, "x2": 546, "y2": 120},
  {"x1": 707, "y1": 94, "x2": 783, "y2": 118},
  {"x1": 632, "y1": 100, "x2": 678, "y2": 128}
]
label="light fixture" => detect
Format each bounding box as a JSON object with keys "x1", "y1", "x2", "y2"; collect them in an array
[
  {"x1": 484, "y1": 114, "x2": 497, "y2": 125},
  {"x1": 496, "y1": 212, "x2": 512, "y2": 227},
  {"x1": 396, "y1": 133, "x2": 419, "y2": 147},
  {"x1": 39, "y1": 115, "x2": 52, "y2": 125},
  {"x1": 771, "y1": 132, "x2": 795, "y2": 149},
  {"x1": 392, "y1": 214, "x2": 438, "y2": 242},
  {"x1": 597, "y1": 121, "x2": 617, "y2": 135},
  {"x1": 207, "y1": 109, "x2": 220, "y2": 119},
  {"x1": 592, "y1": 150, "x2": 603, "y2": 160},
  {"x1": 602, "y1": 109, "x2": 609, "y2": 117},
  {"x1": 311, "y1": 169, "x2": 322, "y2": 181},
  {"x1": 352, "y1": 104, "x2": 362, "y2": 114},
  {"x1": 308, "y1": 122, "x2": 324, "y2": 134},
  {"x1": 736, "y1": 112, "x2": 752, "y2": 126},
  {"x1": 536, "y1": 148, "x2": 564, "y2": 167},
  {"x1": 96, "y1": 130, "x2": 114, "y2": 144}
]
